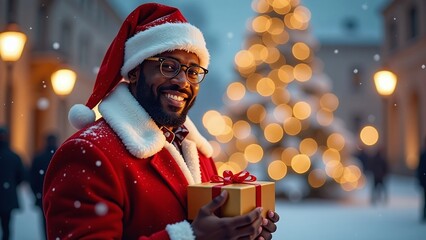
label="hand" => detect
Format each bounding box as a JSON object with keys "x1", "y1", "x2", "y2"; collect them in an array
[
  {"x1": 191, "y1": 190, "x2": 263, "y2": 240},
  {"x1": 256, "y1": 210, "x2": 280, "y2": 240}
]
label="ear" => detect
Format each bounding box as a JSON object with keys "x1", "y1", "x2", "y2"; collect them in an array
[{"x1": 128, "y1": 66, "x2": 140, "y2": 83}]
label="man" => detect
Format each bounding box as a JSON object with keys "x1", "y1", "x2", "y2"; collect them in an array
[
  {"x1": 30, "y1": 134, "x2": 58, "y2": 239},
  {"x1": 43, "y1": 3, "x2": 279, "y2": 240},
  {"x1": 0, "y1": 127, "x2": 26, "y2": 240},
  {"x1": 370, "y1": 147, "x2": 388, "y2": 205},
  {"x1": 417, "y1": 137, "x2": 426, "y2": 222}
]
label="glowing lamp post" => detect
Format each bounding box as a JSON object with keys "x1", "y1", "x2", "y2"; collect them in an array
[
  {"x1": 51, "y1": 69, "x2": 77, "y2": 96},
  {"x1": 51, "y1": 69, "x2": 76, "y2": 138},
  {"x1": 374, "y1": 70, "x2": 397, "y2": 96},
  {"x1": 0, "y1": 23, "x2": 27, "y2": 131},
  {"x1": 0, "y1": 24, "x2": 27, "y2": 62},
  {"x1": 373, "y1": 69, "x2": 397, "y2": 160}
]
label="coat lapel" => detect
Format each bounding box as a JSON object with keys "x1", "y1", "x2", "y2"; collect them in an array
[{"x1": 150, "y1": 149, "x2": 189, "y2": 208}]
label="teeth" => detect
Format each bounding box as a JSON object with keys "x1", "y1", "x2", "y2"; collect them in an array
[{"x1": 166, "y1": 93, "x2": 184, "y2": 101}]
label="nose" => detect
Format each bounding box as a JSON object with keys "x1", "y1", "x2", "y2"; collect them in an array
[{"x1": 170, "y1": 68, "x2": 190, "y2": 88}]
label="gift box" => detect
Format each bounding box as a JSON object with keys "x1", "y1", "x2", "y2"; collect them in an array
[{"x1": 187, "y1": 171, "x2": 275, "y2": 220}]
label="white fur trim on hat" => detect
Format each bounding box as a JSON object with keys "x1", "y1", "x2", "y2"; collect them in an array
[
  {"x1": 121, "y1": 22, "x2": 209, "y2": 79},
  {"x1": 68, "y1": 104, "x2": 96, "y2": 130},
  {"x1": 165, "y1": 220, "x2": 195, "y2": 240}
]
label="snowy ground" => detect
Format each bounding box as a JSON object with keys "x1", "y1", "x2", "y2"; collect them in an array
[{"x1": 6, "y1": 174, "x2": 426, "y2": 240}]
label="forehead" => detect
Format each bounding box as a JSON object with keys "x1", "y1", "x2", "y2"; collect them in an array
[{"x1": 157, "y1": 49, "x2": 200, "y2": 64}]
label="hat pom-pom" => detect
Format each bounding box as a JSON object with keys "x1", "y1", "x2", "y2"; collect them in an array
[{"x1": 68, "y1": 104, "x2": 96, "y2": 130}]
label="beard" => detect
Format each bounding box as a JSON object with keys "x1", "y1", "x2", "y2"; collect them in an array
[{"x1": 135, "y1": 76, "x2": 196, "y2": 128}]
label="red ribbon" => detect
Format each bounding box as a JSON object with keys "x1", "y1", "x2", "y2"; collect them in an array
[
  {"x1": 210, "y1": 170, "x2": 257, "y2": 184},
  {"x1": 210, "y1": 170, "x2": 261, "y2": 214}
]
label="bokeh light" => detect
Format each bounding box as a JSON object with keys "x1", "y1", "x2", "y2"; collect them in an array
[
  {"x1": 268, "y1": 160, "x2": 288, "y2": 180},
  {"x1": 360, "y1": 125, "x2": 379, "y2": 146}
]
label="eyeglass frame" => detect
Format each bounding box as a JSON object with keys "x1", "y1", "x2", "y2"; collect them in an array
[{"x1": 145, "y1": 57, "x2": 208, "y2": 84}]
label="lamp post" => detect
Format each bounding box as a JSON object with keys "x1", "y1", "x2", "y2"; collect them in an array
[
  {"x1": 373, "y1": 70, "x2": 397, "y2": 161},
  {"x1": 0, "y1": 23, "x2": 27, "y2": 131},
  {"x1": 51, "y1": 68, "x2": 76, "y2": 139}
]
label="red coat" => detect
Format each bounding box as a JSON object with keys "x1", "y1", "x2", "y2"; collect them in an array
[{"x1": 43, "y1": 83, "x2": 218, "y2": 240}]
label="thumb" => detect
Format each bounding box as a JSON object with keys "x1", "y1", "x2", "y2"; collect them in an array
[{"x1": 205, "y1": 190, "x2": 228, "y2": 214}]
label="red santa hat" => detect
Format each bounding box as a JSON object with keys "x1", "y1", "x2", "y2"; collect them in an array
[{"x1": 68, "y1": 3, "x2": 210, "y2": 130}]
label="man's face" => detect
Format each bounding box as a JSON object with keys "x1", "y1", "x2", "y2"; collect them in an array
[{"x1": 129, "y1": 50, "x2": 201, "y2": 128}]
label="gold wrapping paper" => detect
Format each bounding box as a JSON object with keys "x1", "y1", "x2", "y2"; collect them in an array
[{"x1": 187, "y1": 181, "x2": 275, "y2": 220}]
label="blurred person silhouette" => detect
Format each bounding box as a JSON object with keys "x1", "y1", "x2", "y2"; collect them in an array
[
  {"x1": 0, "y1": 127, "x2": 26, "y2": 240},
  {"x1": 370, "y1": 146, "x2": 389, "y2": 205},
  {"x1": 416, "y1": 136, "x2": 426, "y2": 222},
  {"x1": 30, "y1": 134, "x2": 58, "y2": 239},
  {"x1": 356, "y1": 147, "x2": 371, "y2": 173}
]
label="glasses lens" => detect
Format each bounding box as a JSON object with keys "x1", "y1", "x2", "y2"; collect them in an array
[
  {"x1": 186, "y1": 66, "x2": 205, "y2": 83},
  {"x1": 160, "y1": 58, "x2": 180, "y2": 77}
]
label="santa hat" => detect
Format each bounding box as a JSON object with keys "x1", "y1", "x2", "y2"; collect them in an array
[{"x1": 68, "y1": 3, "x2": 210, "y2": 130}]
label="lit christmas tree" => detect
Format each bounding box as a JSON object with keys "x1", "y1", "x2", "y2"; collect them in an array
[{"x1": 202, "y1": 0, "x2": 364, "y2": 199}]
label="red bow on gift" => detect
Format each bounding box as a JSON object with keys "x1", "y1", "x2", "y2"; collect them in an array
[{"x1": 210, "y1": 170, "x2": 257, "y2": 184}]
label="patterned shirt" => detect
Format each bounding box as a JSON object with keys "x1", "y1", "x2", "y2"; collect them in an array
[{"x1": 160, "y1": 125, "x2": 189, "y2": 152}]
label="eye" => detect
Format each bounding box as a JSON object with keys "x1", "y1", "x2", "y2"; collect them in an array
[
  {"x1": 187, "y1": 67, "x2": 200, "y2": 78},
  {"x1": 161, "y1": 59, "x2": 179, "y2": 73}
]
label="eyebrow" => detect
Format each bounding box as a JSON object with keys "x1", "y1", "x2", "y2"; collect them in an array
[{"x1": 156, "y1": 55, "x2": 202, "y2": 67}]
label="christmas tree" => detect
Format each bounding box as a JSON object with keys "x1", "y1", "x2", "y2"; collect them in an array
[{"x1": 202, "y1": 0, "x2": 364, "y2": 199}]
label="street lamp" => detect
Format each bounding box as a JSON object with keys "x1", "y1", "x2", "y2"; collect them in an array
[
  {"x1": 0, "y1": 23, "x2": 27, "y2": 130},
  {"x1": 51, "y1": 68, "x2": 76, "y2": 139},
  {"x1": 373, "y1": 69, "x2": 397, "y2": 162},
  {"x1": 374, "y1": 70, "x2": 397, "y2": 96}
]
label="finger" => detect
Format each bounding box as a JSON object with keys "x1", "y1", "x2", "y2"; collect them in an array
[
  {"x1": 235, "y1": 219, "x2": 263, "y2": 239},
  {"x1": 267, "y1": 210, "x2": 280, "y2": 223},
  {"x1": 229, "y1": 207, "x2": 262, "y2": 226},
  {"x1": 232, "y1": 208, "x2": 263, "y2": 238},
  {"x1": 258, "y1": 230, "x2": 272, "y2": 240},
  {"x1": 201, "y1": 190, "x2": 228, "y2": 215},
  {"x1": 261, "y1": 218, "x2": 277, "y2": 233}
]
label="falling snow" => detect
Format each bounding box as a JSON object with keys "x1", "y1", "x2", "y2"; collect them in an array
[
  {"x1": 37, "y1": 98, "x2": 49, "y2": 110},
  {"x1": 95, "y1": 160, "x2": 102, "y2": 167},
  {"x1": 74, "y1": 201, "x2": 81, "y2": 208},
  {"x1": 373, "y1": 54, "x2": 380, "y2": 61},
  {"x1": 52, "y1": 42, "x2": 60, "y2": 50},
  {"x1": 227, "y1": 32, "x2": 234, "y2": 39},
  {"x1": 92, "y1": 67, "x2": 100, "y2": 75},
  {"x1": 95, "y1": 202, "x2": 108, "y2": 216}
]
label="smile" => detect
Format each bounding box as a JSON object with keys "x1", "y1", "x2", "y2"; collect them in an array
[{"x1": 165, "y1": 93, "x2": 185, "y2": 102}]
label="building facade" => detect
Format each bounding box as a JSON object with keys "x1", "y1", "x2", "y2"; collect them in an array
[
  {"x1": 382, "y1": 0, "x2": 426, "y2": 174},
  {"x1": 0, "y1": 0, "x2": 121, "y2": 164}
]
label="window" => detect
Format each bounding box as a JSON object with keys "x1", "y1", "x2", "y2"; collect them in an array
[
  {"x1": 408, "y1": 5, "x2": 418, "y2": 39},
  {"x1": 387, "y1": 20, "x2": 398, "y2": 50},
  {"x1": 78, "y1": 33, "x2": 90, "y2": 69},
  {"x1": 60, "y1": 20, "x2": 73, "y2": 57}
]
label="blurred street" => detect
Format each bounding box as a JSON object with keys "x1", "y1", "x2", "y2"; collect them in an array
[{"x1": 7, "y1": 174, "x2": 426, "y2": 240}]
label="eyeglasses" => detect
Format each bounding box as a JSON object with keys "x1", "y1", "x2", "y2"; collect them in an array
[{"x1": 145, "y1": 57, "x2": 208, "y2": 84}]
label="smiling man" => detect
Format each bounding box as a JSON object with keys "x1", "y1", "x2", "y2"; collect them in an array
[{"x1": 43, "y1": 3, "x2": 279, "y2": 240}]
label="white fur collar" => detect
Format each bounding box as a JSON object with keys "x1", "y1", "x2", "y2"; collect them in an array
[{"x1": 98, "y1": 83, "x2": 213, "y2": 184}]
